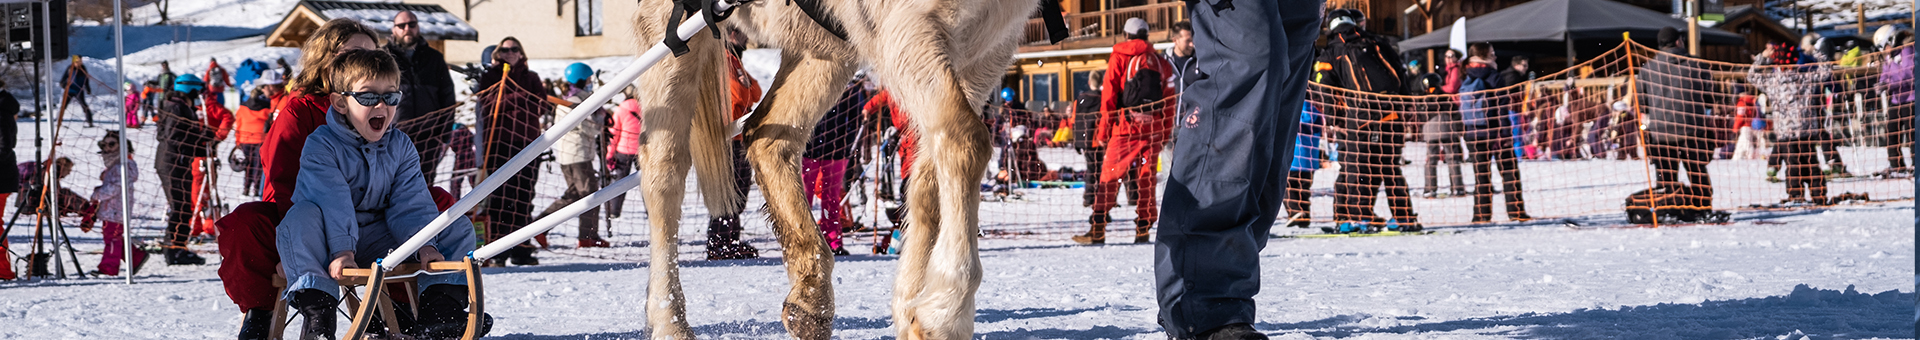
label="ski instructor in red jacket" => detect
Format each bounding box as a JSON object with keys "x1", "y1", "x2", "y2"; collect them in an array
[{"x1": 1076, "y1": 17, "x2": 1175, "y2": 245}]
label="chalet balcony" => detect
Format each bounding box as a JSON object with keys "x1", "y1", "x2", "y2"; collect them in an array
[{"x1": 1019, "y1": 2, "x2": 1187, "y2": 53}]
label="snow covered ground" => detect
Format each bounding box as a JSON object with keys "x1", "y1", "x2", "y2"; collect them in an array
[
  {"x1": 0, "y1": 200, "x2": 1910, "y2": 339},
  {"x1": 3, "y1": 1, "x2": 1911, "y2": 337}
]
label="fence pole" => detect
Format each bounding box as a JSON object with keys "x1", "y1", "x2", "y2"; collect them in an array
[
  {"x1": 1623, "y1": 34, "x2": 1662, "y2": 228},
  {"x1": 115, "y1": 0, "x2": 131, "y2": 284}
]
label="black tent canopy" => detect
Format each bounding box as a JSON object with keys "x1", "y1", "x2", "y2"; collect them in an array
[{"x1": 1398, "y1": 0, "x2": 1745, "y2": 59}]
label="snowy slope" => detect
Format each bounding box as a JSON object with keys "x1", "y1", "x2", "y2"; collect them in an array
[{"x1": 119, "y1": 0, "x2": 307, "y2": 28}]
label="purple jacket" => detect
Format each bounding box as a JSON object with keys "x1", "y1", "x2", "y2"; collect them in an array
[{"x1": 1881, "y1": 46, "x2": 1913, "y2": 105}]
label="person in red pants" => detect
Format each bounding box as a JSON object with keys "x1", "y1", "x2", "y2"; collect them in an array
[{"x1": 189, "y1": 92, "x2": 233, "y2": 240}]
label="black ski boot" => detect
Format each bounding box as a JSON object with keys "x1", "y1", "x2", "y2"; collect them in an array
[
  {"x1": 288, "y1": 289, "x2": 338, "y2": 340},
  {"x1": 508, "y1": 246, "x2": 539, "y2": 266},
  {"x1": 165, "y1": 248, "x2": 206, "y2": 265},
  {"x1": 706, "y1": 216, "x2": 760, "y2": 260},
  {"x1": 237, "y1": 308, "x2": 275, "y2": 340},
  {"x1": 411, "y1": 285, "x2": 492, "y2": 340},
  {"x1": 1194, "y1": 323, "x2": 1267, "y2": 340}
]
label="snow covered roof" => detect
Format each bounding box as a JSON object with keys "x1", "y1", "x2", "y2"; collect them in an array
[{"x1": 267, "y1": 1, "x2": 477, "y2": 47}]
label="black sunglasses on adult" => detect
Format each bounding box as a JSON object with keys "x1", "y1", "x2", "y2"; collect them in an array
[
  {"x1": 394, "y1": 22, "x2": 419, "y2": 29},
  {"x1": 338, "y1": 91, "x2": 405, "y2": 107},
  {"x1": 497, "y1": 46, "x2": 523, "y2": 53}
]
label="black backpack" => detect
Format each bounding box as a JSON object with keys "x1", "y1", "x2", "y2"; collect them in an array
[
  {"x1": 1120, "y1": 55, "x2": 1167, "y2": 111},
  {"x1": 1324, "y1": 31, "x2": 1404, "y2": 95}
]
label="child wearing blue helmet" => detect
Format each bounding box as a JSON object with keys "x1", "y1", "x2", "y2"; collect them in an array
[
  {"x1": 156, "y1": 73, "x2": 218, "y2": 265},
  {"x1": 539, "y1": 62, "x2": 611, "y2": 247}
]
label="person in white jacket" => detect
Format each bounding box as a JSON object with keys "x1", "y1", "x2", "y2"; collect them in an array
[
  {"x1": 91, "y1": 131, "x2": 145, "y2": 276},
  {"x1": 537, "y1": 63, "x2": 609, "y2": 248}
]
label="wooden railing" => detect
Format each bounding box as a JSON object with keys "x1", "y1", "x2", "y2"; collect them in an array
[{"x1": 1022, "y1": 3, "x2": 1187, "y2": 47}]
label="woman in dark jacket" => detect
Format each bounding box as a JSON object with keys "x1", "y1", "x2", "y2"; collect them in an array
[
  {"x1": 476, "y1": 36, "x2": 549, "y2": 266},
  {"x1": 1458, "y1": 43, "x2": 1531, "y2": 223}
]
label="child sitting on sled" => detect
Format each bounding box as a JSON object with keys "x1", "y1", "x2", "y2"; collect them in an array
[{"x1": 277, "y1": 49, "x2": 486, "y2": 339}]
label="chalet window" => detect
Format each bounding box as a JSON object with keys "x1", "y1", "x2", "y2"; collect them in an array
[
  {"x1": 1071, "y1": 71, "x2": 1095, "y2": 97},
  {"x1": 576, "y1": 0, "x2": 603, "y2": 36},
  {"x1": 1027, "y1": 73, "x2": 1060, "y2": 105}
]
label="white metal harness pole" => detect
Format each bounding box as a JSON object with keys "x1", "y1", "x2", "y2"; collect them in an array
[
  {"x1": 472, "y1": 169, "x2": 644, "y2": 259},
  {"x1": 380, "y1": 4, "x2": 733, "y2": 270}
]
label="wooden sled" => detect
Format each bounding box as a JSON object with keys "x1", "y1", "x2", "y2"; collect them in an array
[{"x1": 269, "y1": 258, "x2": 487, "y2": 340}]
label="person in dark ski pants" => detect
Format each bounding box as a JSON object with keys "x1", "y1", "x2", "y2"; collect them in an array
[
  {"x1": 1316, "y1": 9, "x2": 1417, "y2": 231},
  {"x1": 1636, "y1": 27, "x2": 1718, "y2": 213},
  {"x1": 1456, "y1": 42, "x2": 1533, "y2": 223},
  {"x1": 477, "y1": 36, "x2": 548, "y2": 265},
  {"x1": 1071, "y1": 71, "x2": 1105, "y2": 207},
  {"x1": 60, "y1": 56, "x2": 99, "y2": 126},
  {"x1": 156, "y1": 74, "x2": 217, "y2": 265},
  {"x1": 1749, "y1": 43, "x2": 1833, "y2": 204},
  {"x1": 1154, "y1": 0, "x2": 1322, "y2": 338}
]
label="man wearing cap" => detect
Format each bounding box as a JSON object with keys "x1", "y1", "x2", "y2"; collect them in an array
[
  {"x1": 1075, "y1": 17, "x2": 1173, "y2": 245},
  {"x1": 1155, "y1": 0, "x2": 1324, "y2": 338},
  {"x1": 387, "y1": 10, "x2": 459, "y2": 183},
  {"x1": 1635, "y1": 26, "x2": 1717, "y2": 219}
]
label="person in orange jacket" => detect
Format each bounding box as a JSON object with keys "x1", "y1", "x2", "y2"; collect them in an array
[{"x1": 233, "y1": 70, "x2": 285, "y2": 197}]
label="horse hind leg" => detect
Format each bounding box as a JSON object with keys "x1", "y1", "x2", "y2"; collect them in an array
[
  {"x1": 744, "y1": 49, "x2": 854, "y2": 340},
  {"x1": 868, "y1": 16, "x2": 991, "y2": 340}
]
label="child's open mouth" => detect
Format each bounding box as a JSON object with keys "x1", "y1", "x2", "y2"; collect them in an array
[{"x1": 369, "y1": 115, "x2": 388, "y2": 131}]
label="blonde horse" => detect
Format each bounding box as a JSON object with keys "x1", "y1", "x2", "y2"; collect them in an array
[{"x1": 625, "y1": 0, "x2": 1036, "y2": 338}]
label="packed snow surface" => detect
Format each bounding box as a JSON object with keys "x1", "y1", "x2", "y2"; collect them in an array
[{"x1": 1, "y1": 200, "x2": 1908, "y2": 339}]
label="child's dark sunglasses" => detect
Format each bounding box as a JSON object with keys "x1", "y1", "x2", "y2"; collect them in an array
[{"x1": 338, "y1": 91, "x2": 405, "y2": 107}]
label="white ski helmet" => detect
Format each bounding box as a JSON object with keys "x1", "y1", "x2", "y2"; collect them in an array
[{"x1": 1873, "y1": 25, "x2": 1910, "y2": 50}]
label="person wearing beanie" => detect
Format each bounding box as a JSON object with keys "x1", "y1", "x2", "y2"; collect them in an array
[{"x1": 1634, "y1": 26, "x2": 1719, "y2": 221}]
